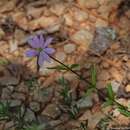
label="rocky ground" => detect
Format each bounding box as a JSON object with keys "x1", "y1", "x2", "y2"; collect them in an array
[{"x1": 0, "y1": 0, "x2": 130, "y2": 130}]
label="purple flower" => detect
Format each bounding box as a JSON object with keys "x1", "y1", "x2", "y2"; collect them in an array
[{"x1": 26, "y1": 34, "x2": 55, "y2": 66}]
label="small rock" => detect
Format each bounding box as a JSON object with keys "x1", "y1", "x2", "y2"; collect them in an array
[
  {"x1": 125, "y1": 84, "x2": 130, "y2": 93},
  {"x1": 64, "y1": 72, "x2": 77, "y2": 81},
  {"x1": 24, "y1": 109, "x2": 36, "y2": 122},
  {"x1": 77, "y1": 96, "x2": 93, "y2": 109},
  {"x1": 97, "y1": 70, "x2": 110, "y2": 81},
  {"x1": 1, "y1": 88, "x2": 12, "y2": 99},
  {"x1": 29, "y1": 102, "x2": 40, "y2": 112},
  {"x1": 127, "y1": 72, "x2": 130, "y2": 81},
  {"x1": 78, "y1": 0, "x2": 99, "y2": 9},
  {"x1": 90, "y1": 27, "x2": 116, "y2": 54},
  {"x1": 42, "y1": 104, "x2": 61, "y2": 119},
  {"x1": 111, "y1": 80, "x2": 120, "y2": 93},
  {"x1": 64, "y1": 13, "x2": 73, "y2": 26},
  {"x1": 109, "y1": 67, "x2": 123, "y2": 83},
  {"x1": 0, "y1": 28, "x2": 5, "y2": 39},
  {"x1": 7, "y1": 86, "x2": 14, "y2": 93},
  {"x1": 14, "y1": 29, "x2": 27, "y2": 46},
  {"x1": 55, "y1": 52, "x2": 66, "y2": 62},
  {"x1": 74, "y1": 9, "x2": 88, "y2": 22},
  {"x1": 71, "y1": 29, "x2": 93, "y2": 51},
  {"x1": 4, "y1": 121, "x2": 14, "y2": 130},
  {"x1": 79, "y1": 110, "x2": 105, "y2": 129},
  {"x1": 64, "y1": 43, "x2": 76, "y2": 54},
  {"x1": 37, "y1": 115, "x2": 54, "y2": 130},
  {"x1": 102, "y1": 61, "x2": 110, "y2": 69},
  {"x1": 96, "y1": 81, "x2": 106, "y2": 89},
  {"x1": 9, "y1": 99, "x2": 21, "y2": 107},
  {"x1": 12, "y1": 92, "x2": 26, "y2": 101},
  {"x1": 95, "y1": 19, "x2": 108, "y2": 27},
  {"x1": 0, "y1": 1, "x2": 16, "y2": 13},
  {"x1": 46, "y1": 24, "x2": 61, "y2": 33},
  {"x1": 27, "y1": 7, "x2": 43, "y2": 18},
  {"x1": 9, "y1": 39, "x2": 18, "y2": 52},
  {"x1": 29, "y1": 16, "x2": 58, "y2": 30},
  {"x1": 126, "y1": 61, "x2": 130, "y2": 69},
  {"x1": 13, "y1": 12, "x2": 28, "y2": 30},
  {"x1": 0, "y1": 76, "x2": 19, "y2": 86},
  {"x1": 33, "y1": 87, "x2": 53, "y2": 104},
  {"x1": 50, "y1": 3, "x2": 66, "y2": 16}
]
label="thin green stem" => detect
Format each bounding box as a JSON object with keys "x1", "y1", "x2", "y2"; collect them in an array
[
  {"x1": 49, "y1": 55, "x2": 91, "y2": 85},
  {"x1": 49, "y1": 55, "x2": 130, "y2": 115}
]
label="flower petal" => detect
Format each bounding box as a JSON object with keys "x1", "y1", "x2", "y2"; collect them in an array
[
  {"x1": 25, "y1": 50, "x2": 38, "y2": 57},
  {"x1": 38, "y1": 51, "x2": 51, "y2": 66},
  {"x1": 43, "y1": 37, "x2": 53, "y2": 48},
  {"x1": 27, "y1": 35, "x2": 41, "y2": 48},
  {"x1": 39, "y1": 34, "x2": 45, "y2": 47},
  {"x1": 44, "y1": 48, "x2": 55, "y2": 54}
]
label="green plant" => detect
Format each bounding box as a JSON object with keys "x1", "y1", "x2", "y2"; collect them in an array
[
  {"x1": 0, "y1": 58, "x2": 9, "y2": 65},
  {"x1": 0, "y1": 101, "x2": 10, "y2": 120},
  {"x1": 25, "y1": 77, "x2": 38, "y2": 89},
  {"x1": 85, "y1": 65, "x2": 97, "y2": 96},
  {"x1": 80, "y1": 121, "x2": 88, "y2": 130},
  {"x1": 58, "y1": 77, "x2": 80, "y2": 119},
  {"x1": 68, "y1": 104, "x2": 80, "y2": 119},
  {"x1": 97, "y1": 116, "x2": 111, "y2": 130},
  {"x1": 59, "y1": 77, "x2": 72, "y2": 106}
]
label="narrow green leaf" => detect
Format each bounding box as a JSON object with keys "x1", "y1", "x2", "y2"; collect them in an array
[
  {"x1": 106, "y1": 83, "x2": 115, "y2": 101},
  {"x1": 47, "y1": 65, "x2": 67, "y2": 71},
  {"x1": 118, "y1": 108, "x2": 130, "y2": 117},
  {"x1": 0, "y1": 58, "x2": 9, "y2": 65},
  {"x1": 91, "y1": 65, "x2": 97, "y2": 88},
  {"x1": 102, "y1": 98, "x2": 113, "y2": 107},
  {"x1": 70, "y1": 64, "x2": 80, "y2": 70}
]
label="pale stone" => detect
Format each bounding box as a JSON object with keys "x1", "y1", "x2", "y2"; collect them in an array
[
  {"x1": 0, "y1": 28, "x2": 5, "y2": 39},
  {"x1": 12, "y1": 92, "x2": 26, "y2": 101},
  {"x1": 50, "y1": 3, "x2": 66, "y2": 16},
  {"x1": 55, "y1": 52, "x2": 66, "y2": 62},
  {"x1": 125, "y1": 84, "x2": 130, "y2": 93},
  {"x1": 42, "y1": 104, "x2": 61, "y2": 119},
  {"x1": 96, "y1": 81, "x2": 106, "y2": 89},
  {"x1": 111, "y1": 80, "x2": 120, "y2": 93},
  {"x1": 127, "y1": 72, "x2": 130, "y2": 81},
  {"x1": 33, "y1": 87, "x2": 53, "y2": 104},
  {"x1": 77, "y1": 97, "x2": 93, "y2": 109},
  {"x1": 74, "y1": 9, "x2": 88, "y2": 22},
  {"x1": 95, "y1": 19, "x2": 108, "y2": 27},
  {"x1": 97, "y1": 70, "x2": 110, "y2": 81},
  {"x1": 78, "y1": 0, "x2": 99, "y2": 9},
  {"x1": 64, "y1": 72, "x2": 77, "y2": 81},
  {"x1": 14, "y1": 29, "x2": 27, "y2": 45},
  {"x1": 71, "y1": 29, "x2": 93, "y2": 50},
  {"x1": 0, "y1": 1, "x2": 15, "y2": 13},
  {"x1": 64, "y1": 43, "x2": 76, "y2": 54},
  {"x1": 79, "y1": 110, "x2": 105, "y2": 129},
  {"x1": 13, "y1": 12, "x2": 28, "y2": 30},
  {"x1": 64, "y1": 13, "x2": 73, "y2": 26},
  {"x1": 27, "y1": 7, "x2": 43, "y2": 18},
  {"x1": 9, "y1": 40, "x2": 18, "y2": 52},
  {"x1": 29, "y1": 16, "x2": 58, "y2": 30},
  {"x1": 109, "y1": 67, "x2": 123, "y2": 83},
  {"x1": 29, "y1": 102, "x2": 40, "y2": 112}
]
